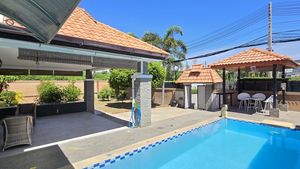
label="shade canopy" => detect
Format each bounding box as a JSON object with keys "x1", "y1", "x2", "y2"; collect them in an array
[
  {"x1": 210, "y1": 48, "x2": 299, "y2": 70},
  {"x1": 0, "y1": 0, "x2": 80, "y2": 43},
  {"x1": 176, "y1": 64, "x2": 222, "y2": 84}
]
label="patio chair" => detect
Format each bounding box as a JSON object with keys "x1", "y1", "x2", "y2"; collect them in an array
[
  {"x1": 252, "y1": 93, "x2": 266, "y2": 112},
  {"x1": 1, "y1": 116, "x2": 33, "y2": 151},
  {"x1": 263, "y1": 95, "x2": 274, "y2": 114},
  {"x1": 16, "y1": 103, "x2": 37, "y2": 126},
  {"x1": 237, "y1": 92, "x2": 250, "y2": 111}
]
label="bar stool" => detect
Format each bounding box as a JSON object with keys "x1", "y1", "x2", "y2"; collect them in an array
[
  {"x1": 252, "y1": 93, "x2": 266, "y2": 112},
  {"x1": 238, "y1": 93, "x2": 250, "y2": 111}
]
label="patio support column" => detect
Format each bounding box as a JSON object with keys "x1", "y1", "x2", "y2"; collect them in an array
[
  {"x1": 237, "y1": 68, "x2": 241, "y2": 93},
  {"x1": 222, "y1": 68, "x2": 226, "y2": 105},
  {"x1": 282, "y1": 65, "x2": 286, "y2": 104},
  {"x1": 133, "y1": 62, "x2": 152, "y2": 127},
  {"x1": 184, "y1": 85, "x2": 192, "y2": 109},
  {"x1": 272, "y1": 64, "x2": 277, "y2": 108},
  {"x1": 84, "y1": 69, "x2": 94, "y2": 113}
]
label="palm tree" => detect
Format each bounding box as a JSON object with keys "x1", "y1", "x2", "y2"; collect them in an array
[{"x1": 142, "y1": 26, "x2": 187, "y2": 81}]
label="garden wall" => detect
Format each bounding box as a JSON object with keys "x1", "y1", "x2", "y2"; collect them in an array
[
  {"x1": 152, "y1": 88, "x2": 184, "y2": 107},
  {"x1": 7, "y1": 80, "x2": 109, "y2": 103}
]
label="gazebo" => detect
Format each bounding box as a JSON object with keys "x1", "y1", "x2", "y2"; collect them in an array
[
  {"x1": 176, "y1": 64, "x2": 222, "y2": 110},
  {"x1": 210, "y1": 48, "x2": 299, "y2": 115}
]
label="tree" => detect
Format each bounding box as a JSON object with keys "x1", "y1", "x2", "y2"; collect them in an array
[
  {"x1": 0, "y1": 76, "x2": 17, "y2": 92},
  {"x1": 148, "y1": 62, "x2": 166, "y2": 88},
  {"x1": 108, "y1": 69, "x2": 135, "y2": 96},
  {"x1": 142, "y1": 26, "x2": 187, "y2": 81},
  {"x1": 128, "y1": 32, "x2": 138, "y2": 38}
]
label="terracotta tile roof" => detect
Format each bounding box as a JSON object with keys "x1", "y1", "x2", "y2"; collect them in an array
[
  {"x1": 1, "y1": 8, "x2": 169, "y2": 58},
  {"x1": 176, "y1": 64, "x2": 222, "y2": 84},
  {"x1": 60, "y1": 8, "x2": 169, "y2": 57},
  {"x1": 210, "y1": 48, "x2": 299, "y2": 69}
]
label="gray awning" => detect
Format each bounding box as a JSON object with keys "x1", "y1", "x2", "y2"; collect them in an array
[{"x1": 0, "y1": 0, "x2": 81, "y2": 43}]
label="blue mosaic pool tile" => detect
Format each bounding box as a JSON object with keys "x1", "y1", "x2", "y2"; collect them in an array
[{"x1": 85, "y1": 119, "x2": 222, "y2": 169}]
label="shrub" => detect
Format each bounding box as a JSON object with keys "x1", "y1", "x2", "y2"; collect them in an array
[
  {"x1": 98, "y1": 88, "x2": 113, "y2": 101},
  {"x1": 109, "y1": 69, "x2": 135, "y2": 97},
  {"x1": 0, "y1": 91, "x2": 22, "y2": 106},
  {"x1": 63, "y1": 82, "x2": 81, "y2": 102},
  {"x1": 117, "y1": 90, "x2": 127, "y2": 102},
  {"x1": 37, "y1": 81, "x2": 63, "y2": 103}
]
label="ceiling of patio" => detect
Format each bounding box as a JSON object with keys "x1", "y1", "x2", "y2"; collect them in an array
[
  {"x1": 0, "y1": 0, "x2": 80, "y2": 43},
  {"x1": 0, "y1": 45, "x2": 142, "y2": 73}
]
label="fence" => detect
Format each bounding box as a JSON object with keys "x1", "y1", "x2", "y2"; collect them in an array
[{"x1": 240, "y1": 79, "x2": 300, "y2": 92}]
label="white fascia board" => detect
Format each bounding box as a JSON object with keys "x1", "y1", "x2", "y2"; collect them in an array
[{"x1": 0, "y1": 38, "x2": 161, "y2": 62}]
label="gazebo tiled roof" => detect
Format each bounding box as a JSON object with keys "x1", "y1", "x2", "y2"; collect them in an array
[
  {"x1": 210, "y1": 48, "x2": 299, "y2": 70},
  {"x1": 176, "y1": 64, "x2": 222, "y2": 84}
]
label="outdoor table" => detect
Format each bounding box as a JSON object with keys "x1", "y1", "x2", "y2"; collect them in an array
[
  {"x1": 246, "y1": 97, "x2": 264, "y2": 112},
  {"x1": 216, "y1": 92, "x2": 234, "y2": 109}
]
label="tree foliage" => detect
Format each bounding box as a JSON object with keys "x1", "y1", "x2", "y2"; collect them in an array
[
  {"x1": 141, "y1": 26, "x2": 187, "y2": 81},
  {"x1": 148, "y1": 62, "x2": 166, "y2": 88}
]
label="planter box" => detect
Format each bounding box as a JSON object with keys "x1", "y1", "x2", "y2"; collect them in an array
[
  {"x1": 36, "y1": 101, "x2": 86, "y2": 117},
  {"x1": 0, "y1": 106, "x2": 17, "y2": 120}
]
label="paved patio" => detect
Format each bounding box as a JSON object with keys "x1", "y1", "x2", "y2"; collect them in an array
[
  {"x1": 1, "y1": 107, "x2": 300, "y2": 169},
  {"x1": 228, "y1": 110, "x2": 300, "y2": 127}
]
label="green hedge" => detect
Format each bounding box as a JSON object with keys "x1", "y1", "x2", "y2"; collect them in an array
[{"x1": 37, "y1": 81, "x2": 81, "y2": 103}]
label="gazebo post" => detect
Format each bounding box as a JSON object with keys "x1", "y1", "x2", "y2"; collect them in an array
[
  {"x1": 272, "y1": 64, "x2": 277, "y2": 109},
  {"x1": 222, "y1": 68, "x2": 226, "y2": 105},
  {"x1": 237, "y1": 68, "x2": 241, "y2": 94},
  {"x1": 282, "y1": 65, "x2": 286, "y2": 104}
]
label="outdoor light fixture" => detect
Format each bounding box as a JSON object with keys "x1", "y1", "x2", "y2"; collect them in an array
[{"x1": 250, "y1": 66, "x2": 257, "y2": 72}]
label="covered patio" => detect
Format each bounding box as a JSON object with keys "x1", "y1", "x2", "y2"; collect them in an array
[
  {"x1": 210, "y1": 48, "x2": 299, "y2": 116},
  {"x1": 0, "y1": 4, "x2": 168, "y2": 156}
]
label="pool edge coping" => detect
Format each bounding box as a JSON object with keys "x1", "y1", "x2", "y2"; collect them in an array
[
  {"x1": 227, "y1": 116, "x2": 296, "y2": 130},
  {"x1": 73, "y1": 116, "x2": 222, "y2": 169}
]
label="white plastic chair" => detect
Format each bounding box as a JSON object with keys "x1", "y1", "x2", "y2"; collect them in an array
[
  {"x1": 237, "y1": 93, "x2": 250, "y2": 111},
  {"x1": 252, "y1": 93, "x2": 266, "y2": 112},
  {"x1": 263, "y1": 95, "x2": 274, "y2": 113}
]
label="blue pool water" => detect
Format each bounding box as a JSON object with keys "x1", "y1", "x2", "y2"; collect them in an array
[{"x1": 93, "y1": 119, "x2": 300, "y2": 169}]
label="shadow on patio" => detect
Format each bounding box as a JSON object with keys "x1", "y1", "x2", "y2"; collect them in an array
[{"x1": 0, "y1": 111, "x2": 129, "y2": 158}]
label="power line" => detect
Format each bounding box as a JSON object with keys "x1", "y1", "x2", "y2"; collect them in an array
[{"x1": 177, "y1": 1, "x2": 300, "y2": 63}]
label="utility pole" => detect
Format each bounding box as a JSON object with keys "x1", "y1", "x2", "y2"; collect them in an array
[{"x1": 268, "y1": 2, "x2": 273, "y2": 52}]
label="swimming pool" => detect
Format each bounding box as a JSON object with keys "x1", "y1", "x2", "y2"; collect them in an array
[{"x1": 87, "y1": 119, "x2": 300, "y2": 169}]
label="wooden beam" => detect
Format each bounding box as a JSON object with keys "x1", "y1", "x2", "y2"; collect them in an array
[
  {"x1": 222, "y1": 68, "x2": 226, "y2": 105},
  {"x1": 237, "y1": 68, "x2": 241, "y2": 94}
]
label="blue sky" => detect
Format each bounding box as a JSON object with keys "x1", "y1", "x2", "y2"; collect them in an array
[{"x1": 79, "y1": 0, "x2": 300, "y2": 65}]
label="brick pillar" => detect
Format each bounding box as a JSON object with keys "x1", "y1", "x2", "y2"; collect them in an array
[
  {"x1": 133, "y1": 61, "x2": 152, "y2": 127},
  {"x1": 84, "y1": 70, "x2": 94, "y2": 113}
]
